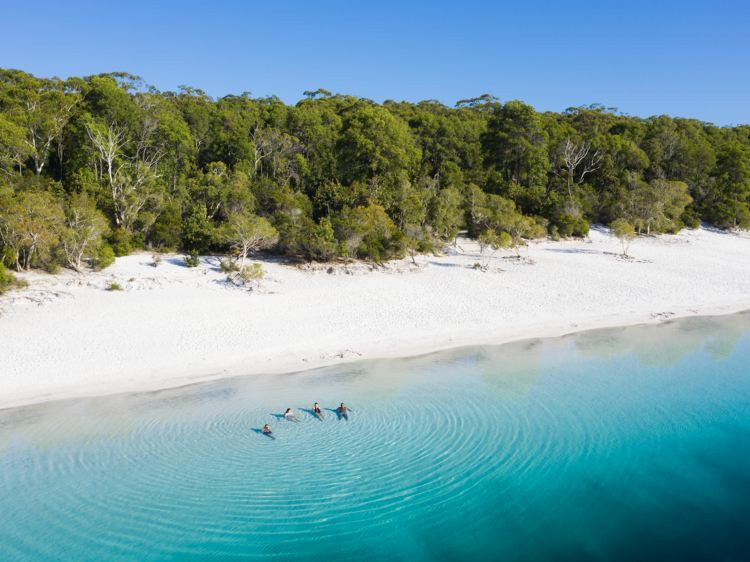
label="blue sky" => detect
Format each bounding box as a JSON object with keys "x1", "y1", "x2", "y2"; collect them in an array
[{"x1": 2, "y1": 0, "x2": 748, "y2": 125}]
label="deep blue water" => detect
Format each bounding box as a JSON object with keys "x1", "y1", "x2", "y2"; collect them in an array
[{"x1": 2, "y1": 313, "x2": 750, "y2": 561}]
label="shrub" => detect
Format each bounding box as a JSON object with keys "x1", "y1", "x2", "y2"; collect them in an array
[
  {"x1": 0, "y1": 263, "x2": 28, "y2": 295},
  {"x1": 555, "y1": 214, "x2": 589, "y2": 238},
  {"x1": 152, "y1": 255, "x2": 162, "y2": 267},
  {"x1": 108, "y1": 282, "x2": 123, "y2": 291},
  {"x1": 239, "y1": 263, "x2": 265, "y2": 283},
  {"x1": 91, "y1": 245, "x2": 116, "y2": 271},
  {"x1": 107, "y1": 228, "x2": 132, "y2": 257},
  {"x1": 182, "y1": 204, "x2": 214, "y2": 251},
  {"x1": 1, "y1": 246, "x2": 16, "y2": 268},
  {"x1": 184, "y1": 250, "x2": 200, "y2": 268},
  {"x1": 151, "y1": 202, "x2": 183, "y2": 248},
  {"x1": 220, "y1": 259, "x2": 239, "y2": 273},
  {"x1": 573, "y1": 219, "x2": 589, "y2": 237},
  {"x1": 680, "y1": 208, "x2": 701, "y2": 229},
  {"x1": 47, "y1": 262, "x2": 61, "y2": 274}
]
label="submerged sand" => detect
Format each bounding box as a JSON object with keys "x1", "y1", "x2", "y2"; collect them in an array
[{"x1": 1, "y1": 225, "x2": 749, "y2": 409}]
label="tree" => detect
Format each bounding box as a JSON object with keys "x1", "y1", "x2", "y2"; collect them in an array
[
  {"x1": 0, "y1": 69, "x2": 84, "y2": 176},
  {"x1": 707, "y1": 141, "x2": 750, "y2": 230},
  {"x1": 223, "y1": 210, "x2": 278, "y2": 267},
  {"x1": 337, "y1": 105, "x2": 421, "y2": 207},
  {"x1": 59, "y1": 193, "x2": 109, "y2": 272},
  {"x1": 560, "y1": 138, "x2": 603, "y2": 195},
  {"x1": 477, "y1": 229, "x2": 511, "y2": 269},
  {"x1": 610, "y1": 218, "x2": 636, "y2": 256},
  {"x1": 0, "y1": 190, "x2": 63, "y2": 270},
  {"x1": 482, "y1": 100, "x2": 550, "y2": 211},
  {"x1": 0, "y1": 113, "x2": 30, "y2": 176}
]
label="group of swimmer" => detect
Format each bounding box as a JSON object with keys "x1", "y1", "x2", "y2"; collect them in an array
[{"x1": 261, "y1": 403, "x2": 352, "y2": 439}]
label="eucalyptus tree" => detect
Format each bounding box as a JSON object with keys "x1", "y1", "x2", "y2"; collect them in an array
[{"x1": 0, "y1": 69, "x2": 85, "y2": 177}]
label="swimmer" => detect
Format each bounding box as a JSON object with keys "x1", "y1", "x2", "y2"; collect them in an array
[
  {"x1": 313, "y1": 403, "x2": 324, "y2": 420},
  {"x1": 261, "y1": 424, "x2": 275, "y2": 439},
  {"x1": 284, "y1": 408, "x2": 300, "y2": 422},
  {"x1": 337, "y1": 403, "x2": 351, "y2": 420}
]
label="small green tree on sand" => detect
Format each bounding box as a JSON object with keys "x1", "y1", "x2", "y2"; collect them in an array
[
  {"x1": 610, "y1": 218, "x2": 636, "y2": 257},
  {"x1": 222, "y1": 210, "x2": 278, "y2": 268},
  {"x1": 477, "y1": 230, "x2": 512, "y2": 269}
]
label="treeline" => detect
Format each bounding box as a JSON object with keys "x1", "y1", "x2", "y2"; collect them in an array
[{"x1": 1, "y1": 68, "x2": 750, "y2": 277}]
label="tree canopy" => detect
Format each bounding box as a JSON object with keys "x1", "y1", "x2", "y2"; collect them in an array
[{"x1": 1, "y1": 67, "x2": 749, "y2": 272}]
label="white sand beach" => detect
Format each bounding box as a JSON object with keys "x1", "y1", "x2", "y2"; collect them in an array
[{"x1": 2, "y1": 225, "x2": 750, "y2": 409}]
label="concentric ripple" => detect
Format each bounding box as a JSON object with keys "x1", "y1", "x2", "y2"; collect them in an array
[{"x1": 2, "y1": 315, "x2": 750, "y2": 561}]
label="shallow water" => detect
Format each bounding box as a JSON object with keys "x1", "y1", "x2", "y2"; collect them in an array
[{"x1": 2, "y1": 313, "x2": 750, "y2": 561}]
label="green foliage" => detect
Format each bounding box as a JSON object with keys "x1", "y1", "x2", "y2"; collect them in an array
[
  {"x1": 182, "y1": 204, "x2": 214, "y2": 251},
  {"x1": 555, "y1": 214, "x2": 589, "y2": 238},
  {"x1": 239, "y1": 263, "x2": 265, "y2": 283},
  {"x1": 107, "y1": 228, "x2": 132, "y2": 257},
  {"x1": 91, "y1": 244, "x2": 116, "y2": 270},
  {"x1": 184, "y1": 250, "x2": 200, "y2": 267},
  {"x1": 0, "y1": 262, "x2": 27, "y2": 294},
  {"x1": 3, "y1": 65, "x2": 750, "y2": 270},
  {"x1": 108, "y1": 282, "x2": 123, "y2": 291},
  {"x1": 151, "y1": 202, "x2": 182, "y2": 248},
  {"x1": 610, "y1": 218, "x2": 636, "y2": 256},
  {"x1": 220, "y1": 258, "x2": 239, "y2": 273}
]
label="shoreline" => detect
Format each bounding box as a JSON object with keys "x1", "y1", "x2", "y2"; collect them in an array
[
  {"x1": 3, "y1": 304, "x2": 750, "y2": 412},
  {"x1": 2, "y1": 226, "x2": 750, "y2": 411}
]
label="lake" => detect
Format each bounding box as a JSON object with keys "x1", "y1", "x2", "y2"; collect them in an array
[{"x1": 2, "y1": 313, "x2": 750, "y2": 561}]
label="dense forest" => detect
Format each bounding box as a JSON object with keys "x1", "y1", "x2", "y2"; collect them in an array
[{"x1": 1, "y1": 68, "x2": 750, "y2": 283}]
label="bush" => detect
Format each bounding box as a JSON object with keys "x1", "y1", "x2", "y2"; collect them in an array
[
  {"x1": 47, "y1": 262, "x2": 61, "y2": 274},
  {"x1": 152, "y1": 255, "x2": 162, "y2": 267},
  {"x1": 555, "y1": 214, "x2": 589, "y2": 238},
  {"x1": 680, "y1": 208, "x2": 701, "y2": 229},
  {"x1": 0, "y1": 263, "x2": 28, "y2": 295},
  {"x1": 108, "y1": 282, "x2": 123, "y2": 291},
  {"x1": 239, "y1": 263, "x2": 265, "y2": 283},
  {"x1": 151, "y1": 202, "x2": 183, "y2": 248},
  {"x1": 91, "y1": 245, "x2": 116, "y2": 271},
  {"x1": 1, "y1": 246, "x2": 15, "y2": 268},
  {"x1": 184, "y1": 250, "x2": 200, "y2": 268},
  {"x1": 182, "y1": 204, "x2": 214, "y2": 251},
  {"x1": 220, "y1": 259, "x2": 240, "y2": 273},
  {"x1": 107, "y1": 228, "x2": 133, "y2": 257}
]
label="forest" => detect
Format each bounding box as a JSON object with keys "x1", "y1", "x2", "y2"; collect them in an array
[{"x1": 1, "y1": 68, "x2": 749, "y2": 284}]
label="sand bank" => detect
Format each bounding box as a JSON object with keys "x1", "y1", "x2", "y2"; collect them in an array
[{"x1": 2, "y1": 225, "x2": 750, "y2": 409}]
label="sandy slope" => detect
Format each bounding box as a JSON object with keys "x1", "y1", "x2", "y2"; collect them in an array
[{"x1": 2, "y1": 225, "x2": 750, "y2": 409}]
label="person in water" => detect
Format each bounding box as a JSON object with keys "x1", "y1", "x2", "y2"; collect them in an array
[
  {"x1": 284, "y1": 408, "x2": 299, "y2": 421},
  {"x1": 313, "y1": 403, "x2": 322, "y2": 414},
  {"x1": 337, "y1": 403, "x2": 349, "y2": 414},
  {"x1": 262, "y1": 424, "x2": 272, "y2": 434}
]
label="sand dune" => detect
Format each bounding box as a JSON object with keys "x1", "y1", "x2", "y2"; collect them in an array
[{"x1": 2, "y1": 225, "x2": 750, "y2": 409}]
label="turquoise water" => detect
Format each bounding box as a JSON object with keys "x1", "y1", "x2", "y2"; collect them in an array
[{"x1": 2, "y1": 314, "x2": 750, "y2": 561}]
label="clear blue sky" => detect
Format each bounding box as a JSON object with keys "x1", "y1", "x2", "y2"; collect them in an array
[{"x1": 2, "y1": 0, "x2": 748, "y2": 125}]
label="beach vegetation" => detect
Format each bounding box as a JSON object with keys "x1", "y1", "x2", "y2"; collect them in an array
[
  {"x1": 1, "y1": 68, "x2": 749, "y2": 272},
  {"x1": 222, "y1": 210, "x2": 278, "y2": 268},
  {"x1": 108, "y1": 281, "x2": 123, "y2": 291},
  {"x1": 184, "y1": 250, "x2": 200, "y2": 267},
  {"x1": 610, "y1": 219, "x2": 636, "y2": 257},
  {"x1": 60, "y1": 193, "x2": 109, "y2": 272},
  {"x1": 91, "y1": 244, "x2": 116, "y2": 270},
  {"x1": 0, "y1": 262, "x2": 28, "y2": 294}
]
